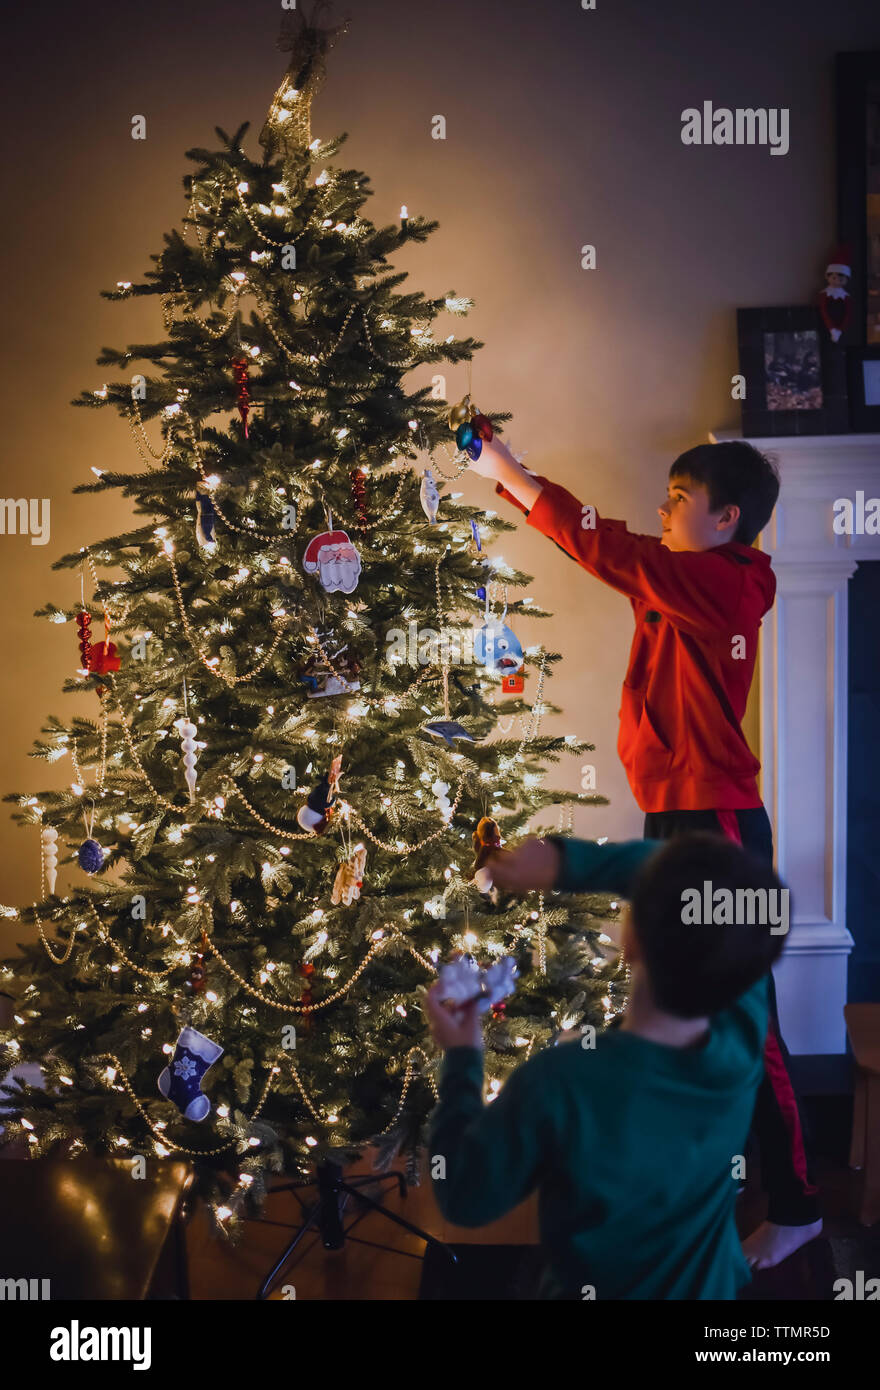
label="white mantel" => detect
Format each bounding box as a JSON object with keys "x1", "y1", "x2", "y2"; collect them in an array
[{"x1": 711, "y1": 430, "x2": 880, "y2": 1054}]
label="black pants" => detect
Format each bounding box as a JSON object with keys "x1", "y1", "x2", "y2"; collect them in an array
[{"x1": 643, "y1": 806, "x2": 821, "y2": 1226}]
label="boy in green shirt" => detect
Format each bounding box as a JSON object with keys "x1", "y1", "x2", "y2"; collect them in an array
[{"x1": 425, "y1": 831, "x2": 787, "y2": 1299}]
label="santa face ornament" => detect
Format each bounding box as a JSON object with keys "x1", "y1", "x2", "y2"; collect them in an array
[{"x1": 302, "y1": 529, "x2": 362, "y2": 594}]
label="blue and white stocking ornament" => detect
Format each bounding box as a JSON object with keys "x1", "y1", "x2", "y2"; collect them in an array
[{"x1": 157, "y1": 1025, "x2": 224, "y2": 1122}]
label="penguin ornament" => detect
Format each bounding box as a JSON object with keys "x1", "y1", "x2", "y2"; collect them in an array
[{"x1": 297, "y1": 755, "x2": 344, "y2": 834}]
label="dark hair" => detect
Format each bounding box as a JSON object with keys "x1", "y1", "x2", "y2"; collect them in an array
[
  {"x1": 628, "y1": 832, "x2": 788, "y2": 1018},
  {"x1": 669, "y1": 441, "x2": 780, "y2": 545}
]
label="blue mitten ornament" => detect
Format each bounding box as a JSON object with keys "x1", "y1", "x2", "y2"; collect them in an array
[{"x1": 157, "y1": 1026, "x2": 223, "y2": 1122}]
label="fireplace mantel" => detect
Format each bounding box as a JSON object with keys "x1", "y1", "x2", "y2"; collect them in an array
[{"x1": 711, "y1": 430, "x2": 880, "y2": 1054}]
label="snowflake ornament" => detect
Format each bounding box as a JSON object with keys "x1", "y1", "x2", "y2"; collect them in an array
[{"x1": 436, "y1": 955, "x2": 519, "y2": 1013}]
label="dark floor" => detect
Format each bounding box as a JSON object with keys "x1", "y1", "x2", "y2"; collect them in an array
[{"x1": 172, "y1": 1089, "x2": 879, "y2": 1300}]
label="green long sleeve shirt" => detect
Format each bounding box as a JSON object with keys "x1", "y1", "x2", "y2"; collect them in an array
[{"x1": 427, "y1": 837, "x2": 768, "y2": 1300}]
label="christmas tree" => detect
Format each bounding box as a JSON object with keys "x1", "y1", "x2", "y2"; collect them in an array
[{"x1": 0, "y1": 6, "x2": 623, "y2": 1234}]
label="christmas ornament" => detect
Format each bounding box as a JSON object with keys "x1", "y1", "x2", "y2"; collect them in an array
[
  {"x1": 350, "y1": 468, "x2": 369, "y2": 528},
  {"x1": 471, "y1": 413, "x2": 494, "y2": 442},
  {"x1": 431, "y1": 779, "x2": 452, "y2": 821},
  {"x1": 297, "y1": 754, "x2": 343, "y2": 833},
  {"x1": 41, "y1": 823, "x2": 58, "y2": 896},
  {"x1": 298, "y1": 640, "x2": 361, "y2": 698},
  {"x1": 76, "y1": 797, "x2": 105, "y2": 874},
  {"x1": 157, "y1": 1025, "x2": 224, "y2": 1122},
  {"x1": 422, "y1": 719, "x2": 475, "y2": 747},
  {"x1": 89, "y1": 640, "x2": 121, "y2": 675},
  {"x1": 299, "y1": 962, "x2": 315, "y2": 1035},
  {"x1": 302, "y1": 527, "x2": 362, "y2": 594},
  {"x1": 331, "y1": 843, "x2": 367, "y2": 906},
  {"x1": 195, "y1": 488, "x2": 217, "y2": 546},
  {"x1": 436, "y1": 953, "x2": 518, "y2": 1013},
  {"x1": 455, "y1": 420, "x2": 482, "y2": 461},
  {"x1": 818, "y1": 243, "x2": 852, "y2": 343},
  {"x1": 471, "y1": 815, "x2": 508, "y2": 893},
  {"x1": 448, "y1": 394, "x2": 492, "y2": 461},
  {"x1": 474, "y1": 620, "x2": 524, "y2": 674},
  {"x1": 419, "y1": 468, "x2": 440, "y2": 524},
  {"x1": 78, "y1": 838, "x2": 105, "y2": 874},
  {"x1": 231, "y1": 355, "x2": 251, "y2": 437},
  {"x1": 176, "y1": 717, "x2": 199, "y2": 802},
  {"x1": 75, "y1": 610, "x2": 93, "y2": 672},
  {"x1": 470, "y1": 519, "x2": 488, "y2": 601},
  {"x1": 501, "y1": 671, "x2": 525, "y2": 695},
  {"x1": 447, "y1": 394, "x2": 473, "y2": 429},
  {"x1": 190, "y1": 928, "x2": 209, "y2": 993}
]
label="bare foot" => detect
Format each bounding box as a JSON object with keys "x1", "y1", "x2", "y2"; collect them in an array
[{"x1": 742, "y1": 1218, "x2": 823, "y2": 1270}]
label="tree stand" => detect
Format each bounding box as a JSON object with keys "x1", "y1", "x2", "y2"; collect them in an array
[{"x1": 252, "y1": 1157, "x2": 457, "y2": 1298}]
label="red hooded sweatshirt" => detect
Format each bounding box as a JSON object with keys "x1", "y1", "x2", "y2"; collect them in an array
[{"x1": 494, "y1": 475, "x2": 776, "y2": 813}]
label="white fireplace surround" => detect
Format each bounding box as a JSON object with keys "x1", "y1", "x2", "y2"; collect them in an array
[{"x1": 711, "y1": 430, "x2": 880, "y2": 1054}]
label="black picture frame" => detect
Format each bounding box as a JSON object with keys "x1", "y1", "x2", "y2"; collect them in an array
[
  {"x1": 836, "y1": 51, "x2": 880, "y2": 346},
  {"x1": 846, "y1": 344, "x2": 880, "y2": 430},
  {"x1": 736, "y1": 306, "x2": 849, "y2": 437}
]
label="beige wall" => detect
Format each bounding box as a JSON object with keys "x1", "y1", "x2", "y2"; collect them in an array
[{"x1": 2, "y1": 0, "x2": 877, "y2": 934}]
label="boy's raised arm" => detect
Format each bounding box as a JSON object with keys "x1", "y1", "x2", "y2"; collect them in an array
[{"x1": 472, "y1": 437, "x2": 749, "y2": 633}]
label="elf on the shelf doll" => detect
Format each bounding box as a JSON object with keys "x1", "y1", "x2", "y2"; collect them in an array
[{"x1": 818, "y1": 243, "x2": 852, "y2": 343}]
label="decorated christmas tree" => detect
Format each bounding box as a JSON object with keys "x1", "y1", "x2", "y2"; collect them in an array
[{"x1": 0, "y1": 5, "x2": 623, "y2": 1234}]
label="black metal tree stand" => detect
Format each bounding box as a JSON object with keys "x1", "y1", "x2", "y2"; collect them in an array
[{"x1": 250, "y1": 1157, "x2": 457, "y2": 1299}]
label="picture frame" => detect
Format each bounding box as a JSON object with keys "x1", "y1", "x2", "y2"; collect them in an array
[
  {"x1": 835, "y1": 51, "x2": 880, "y2": 346},
  {"x1": 736, "y1": 305, "x2": 849, "y2": 437},
  {"x1": 846, "y1": 344, "x2": 880, "y2": 430}
]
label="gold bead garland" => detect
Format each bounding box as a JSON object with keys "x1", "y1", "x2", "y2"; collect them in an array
[
  {"x1": 83, "y1": 549, "x2": 127, "y2": 627},
  {"x1": 89, "y1": 1050, "x2": 276, "y2": 1157},
  {"x1": 160, "y1": 272, "x2": 244, "y2": 341},
  {"x1": 86, "y1": 902, "x2": 177, "y2": 979},
  {"x1": 536, "y1": 891, "x2": 547, "y2": 975},
  {"x1": 108, "y1": 690, "x2": 180, "y2": 813},
  {"x1": 346, "y1": 774, "x2": 467, "y2": 854},
  {"x1": 231, "y1": 179, "x2": 292, "y2": 248},
  {"x1": 199, "y1": 923, "x2": 434, "y2": 1012},
  {"x1": 33, "y1": 906, "x2": 80, "y2": 966},
  {"x1": 167, "y1": 546, "x2": 293, "y2": 687},
  {"x1": 374, "y1": 1046, "x2": 439, "y2": 1133},
  {"x1": 128, "y1": 398, "x2": 175, "y2": 465},
  {"x1": 226, "y1": 784, "x2": 320, "y2": 840}
]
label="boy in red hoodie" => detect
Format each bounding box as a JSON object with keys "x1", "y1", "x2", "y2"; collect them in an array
[{"x1": 470, "y1": 434, "x2": 822, "y2": 1268}]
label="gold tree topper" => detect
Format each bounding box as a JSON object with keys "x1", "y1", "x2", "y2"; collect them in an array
[{"x1": 260, "y1": 0, "x2": 351, "y2": 165}]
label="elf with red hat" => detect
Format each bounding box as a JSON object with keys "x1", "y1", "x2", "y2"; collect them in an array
[{"x1": 818, "y1": 243, "x2": 852, "y2": 343}]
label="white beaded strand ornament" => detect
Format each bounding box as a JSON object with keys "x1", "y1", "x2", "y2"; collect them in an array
[
  {"x1": 40, "y1": 816, "x2": 59, "y2": 897},
  {"x1": 176, "y1": 680, "x2": 199, "y2": 803}
]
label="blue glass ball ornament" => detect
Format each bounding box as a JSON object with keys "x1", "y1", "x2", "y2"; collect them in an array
[
  {"x1": 466, "y1": 435, "x2": 483, "y2": 460},
  {"x1": 455, "y1": 421, "x2": 475, "y2": 450},
  {"x1": 78, "y1": 838, "x2": 105, "y2": 874}
]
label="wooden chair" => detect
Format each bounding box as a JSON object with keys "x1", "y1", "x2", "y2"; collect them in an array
[{"x1": 844, "y1": 1003, "x2": 880, "y2": 1227}]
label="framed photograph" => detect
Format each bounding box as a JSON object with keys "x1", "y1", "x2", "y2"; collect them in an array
[
  {"x1": 846, "y1": 344, "x2": 880, "y2": 430},
  {"x1": 836, "y1": 51, "x2": 880, "y2": 346},
  {"x1": 736, "y1": 306, "x2": 849, "y2": 437}
]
